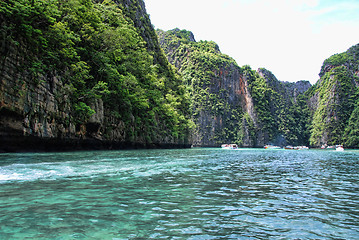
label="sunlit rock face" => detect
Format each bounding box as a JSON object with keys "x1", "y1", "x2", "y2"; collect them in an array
[{"x1": 158, "y1": 29, "x2": 259, "y2": 147}]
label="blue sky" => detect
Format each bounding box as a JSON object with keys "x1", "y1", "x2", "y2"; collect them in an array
[{"x1": 145, "y1": 0, "x2": 359, "y2": 83}]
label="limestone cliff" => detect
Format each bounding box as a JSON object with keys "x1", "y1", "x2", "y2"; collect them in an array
[
  {"x1": 3, "y1": 1, "x2": 355, "y2": 151},
  {"x1": 308, "y1": 44, "x2": 359, "y2": 147},
  {"x1": 158, "y1": 29, "x2": 313, "y2": 147},
  {"x1": 0, "y1": 0, "x2": 191, "y2": 152},
  {"x1": 258, "y1": 68, "x2": 311, "y2": 103},
  {"x1": 158, "y1": 29, "x2": 259, "y2": 147},
  {"x1": 242, "y1": 67, "x2": 311, "y2": 146}
]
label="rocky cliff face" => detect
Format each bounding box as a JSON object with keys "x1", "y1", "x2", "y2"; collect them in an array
[
  {"x1": 258, "y1": 68, "x2": 311, "y2": 103},
  {"x1": 248, "y1": 67, "x2": 311, "y2": 146},
  {"x1": 0, "y1": 38, "x2": 137, "y2": 151},
  {"x1": 158, "y1": 29, "x2": 314, "y2": 147},
  {"x1": 0, "y1": 39, "x2": 79, "y2": 151},
  {"x1": 308, "y1": 44, "x2": 359, "y2": 147},
  {"x1": 158, "y1": 29, "x2": 260, "y2": 147},
  {"x1": 193, "y1": 62, "x2": 257, "y2": 147},
  {"x1": 0, "y1": 0, "x2": 191, "y2": 152},
  {"x1": 115, "y1": 0, "x2": 167, "y2": 65},
  {"x1": 285, "y1": 80, "x2": 312, "y2": 102}
]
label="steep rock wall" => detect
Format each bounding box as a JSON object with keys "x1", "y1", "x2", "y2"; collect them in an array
[
  {"x1": 158, "y1": 29, "x2": 258, "y2": 147},
  {"x1": 258, "y1": 68, "x2": 311, "y2": 103},
  {"x1": 0, "y1": 40, "x2": 78, "y2": 151},
  {"x1": 308, "y1": 44, "x2": 359, "y2": 147},
  {"x1": 0, "y1": 0, "x2": 191, "y2": 152},
  {"x1": 254, "y1": 68, "x2": 311, "y2": 146},
  {"x1": 194, "y1": 63, "x2": 257, "y2": 147}
]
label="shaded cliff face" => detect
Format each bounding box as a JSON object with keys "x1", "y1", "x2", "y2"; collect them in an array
[
  {"x1": 158, "y1": 29, "x2": 260, "y2": 147},
  {"x1": 308, "y1": 44, "x2": 359, "y2": 147},
  {"x1": 0, "y1": 44, "x2": 74, "y2": 138},
  {"x1": 246, "y1": 68, "x2": 311, "y2": 146},
  {"x1": 0, "y1": 0, "x2": 191, "y2": 151}
]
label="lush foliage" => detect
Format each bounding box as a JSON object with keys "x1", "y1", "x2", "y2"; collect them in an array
[
  {"x1": 245, "y1": 67, "x2": 311, "y2": 146},
  {"x1": 309, "y1": 44, "x2": 359, "y2": 147},
  {"x1": 159, "y1": 29, "x2": 311, "y2": 147},
  {"x1": 245, "y1": 67, "x2": 280, "y2": 142},
  {"x1": 344, "y1": 101, "x2": 359, "y2": 146},
  {"x1": 0, "y1": 0, "x2": 192, "y2": 143},
  {"x1": 158, "y1": 29, "x2": 248, "y2": 146},
  {"x1": 2, "y1": 0, "x2": 358, "y2": 148}
]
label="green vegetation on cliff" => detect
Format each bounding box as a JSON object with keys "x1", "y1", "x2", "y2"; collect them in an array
[
  {"x1": 245, "y1": 67, "x2": 311, "y2": 146},
  {"x1": 1, "y1": 0, "x2": 358, "y2": 149},
  {"x1": 308, "y1": 44, "x2": 359, "y2": 147},
  {"x1": 344, "y1": 102, "x2": 359, "y2": 147},
  {"x1": 0, "y1": 0, "x2": 192, "y2": 144},
  {"x1": 157, "y1": 28, "x2": 250, "y2": 146},
  {"x1": 244, "y1": 66, "x2": 280, "y2": 142},
  {"x1": 158, "y1": 29, "x2": 311, "y2": 147}
]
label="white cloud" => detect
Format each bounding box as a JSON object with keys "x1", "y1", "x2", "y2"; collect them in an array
[{"x1": 145, "y1": 0, "x2": 359, "y2": 83}]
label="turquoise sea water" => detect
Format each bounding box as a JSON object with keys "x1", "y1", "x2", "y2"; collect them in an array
[{"x1": 0, "y1": 148, "x2": 358, "y2": 239}]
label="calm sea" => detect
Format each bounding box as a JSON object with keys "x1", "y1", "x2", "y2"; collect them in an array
[{"x1": 0, "y1": 148, "x2": 358, "y2": 239}]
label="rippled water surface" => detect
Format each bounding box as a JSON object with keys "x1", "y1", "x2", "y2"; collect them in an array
[{"x1": 0, "y1": 148, "x2": 358, "y2": 239}]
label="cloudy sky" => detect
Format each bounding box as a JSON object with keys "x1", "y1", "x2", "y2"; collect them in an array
[{"x1": 144, "y1": 0, "x2": 359, "y2": 83}]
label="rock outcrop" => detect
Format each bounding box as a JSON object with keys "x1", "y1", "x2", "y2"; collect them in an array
[
  {"x1": 158, "y1": 29, "x2": 314, "y2": 147},
  {"x1": 308, "y1": 44, "x2": 359, "y2": 147},
  {"x1": 258, "y1": 68, "x2": 311, "y2": 103},
  {"x1": 158, "y1": 29, "x2": 263, "y2": 147},
  {"x1": 0, "y1": 0, "x2": 191, "y2": 152},
  {"x1": 0, "y1": 39, "x2": 76, "y2": 151}
]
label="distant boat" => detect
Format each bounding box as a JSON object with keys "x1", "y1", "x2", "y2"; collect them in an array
[
  {"x1": 284, "y1": 146, "x2": 298, "y2": 150},
  {"x1": 297, "y1": 146, "x2": 309, "y2": 150},
  {"x1": 264, "y1": 145, "x2": 281, "y2": 150},
  {"x1": 284, "y1": 146, "x2": 309, "y2": 150},
  {"x1": 336, "y1": 145, "x2": 344, "y2": 151},
  {"x1": 321, "y1": 145, "x2": 344, "y2": 151},
  {"x1": 221, "y1": 144, "x2": 238, "y2": 150}
]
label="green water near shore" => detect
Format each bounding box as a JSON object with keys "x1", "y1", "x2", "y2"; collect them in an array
[{"x1": 0, "y1": 148, "x2": 358, "y2": 239}]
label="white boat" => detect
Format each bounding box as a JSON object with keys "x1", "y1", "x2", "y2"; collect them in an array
[
  {"x1": 336, "y1": 145, "x2": 344, "y2": 151},
  {"x1": 284, "y1": 146, "x2": 298, "y2": 150},
  {"x1": 284, "y1": 146, "x2": 309, "y2": 150},
  {"x1": 264, "y1": 145, "x2": 281, "y2": 150},
  {"x1": 221, "y1": 144, "x2": 238, "y2": 150},
  {"x1": 298, "y1": 146, "x2": 309, "y2": 150}
]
